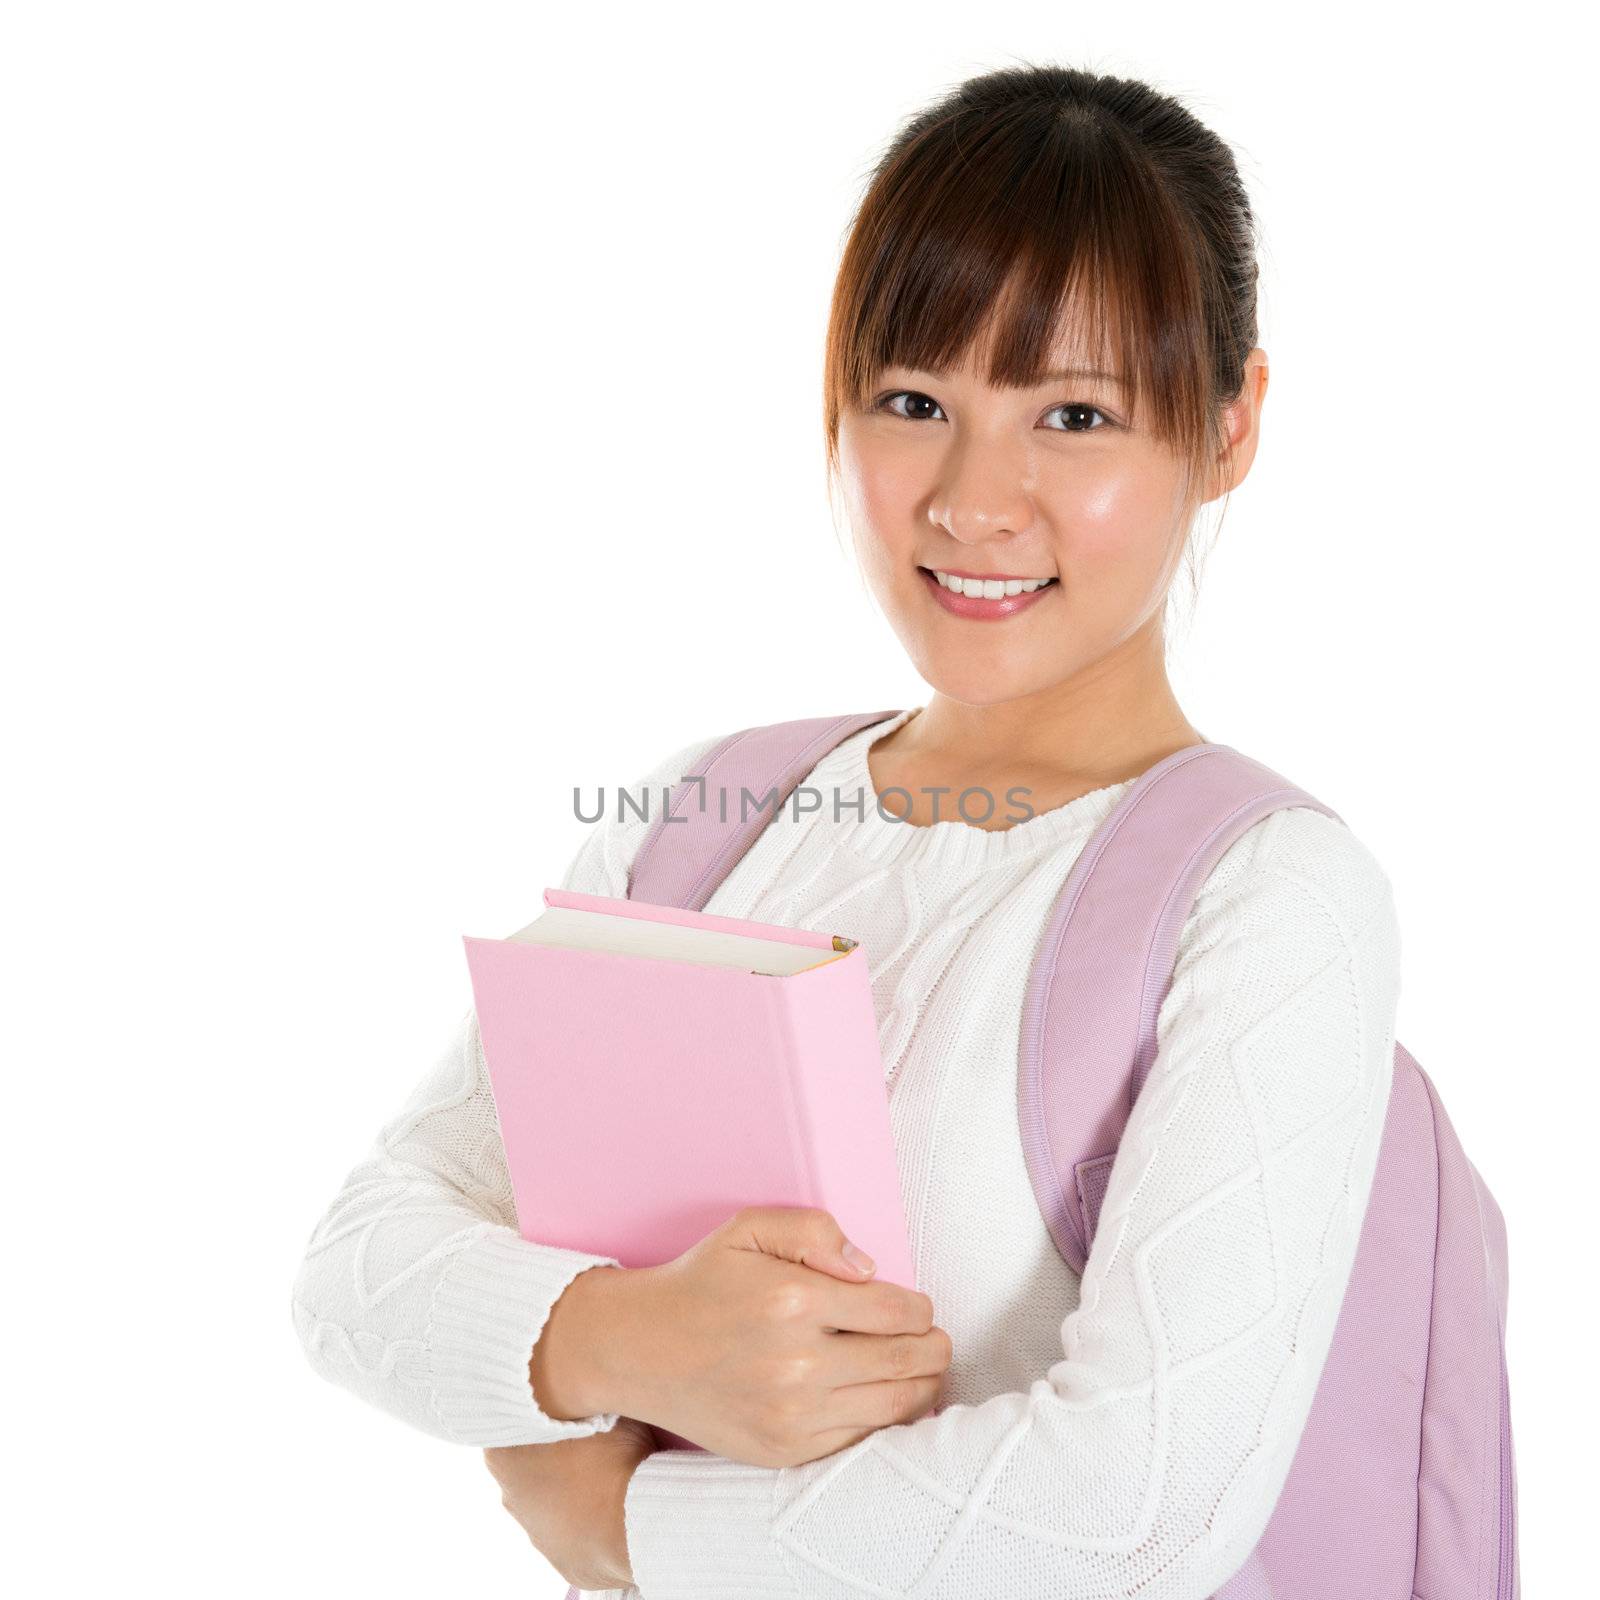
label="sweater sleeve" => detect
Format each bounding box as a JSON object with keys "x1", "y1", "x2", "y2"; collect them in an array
[
  {"x1": 620, "y1": 806, "x2": 1403, "y2": 1599},
  {"x1": 288, "y1": 727, "x2": 727, "y2": 1447}
]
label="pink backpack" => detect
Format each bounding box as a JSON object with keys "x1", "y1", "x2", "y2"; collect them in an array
[{"x1": 564, "y1": 710, "x2": 1519, "y2": 1600}]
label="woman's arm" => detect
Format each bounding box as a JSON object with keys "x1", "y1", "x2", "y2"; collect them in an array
[
  {"x1": 620, "y1": 805, "x2": 1404, "y2": 1599},
  {"x1": 287, "y1": 728, "x2": 726, "y2": 1447}
]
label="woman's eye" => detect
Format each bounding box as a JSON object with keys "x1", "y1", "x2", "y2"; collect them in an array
[
  {"x1": 877, "y1": 391, "x2": 1113, "y2": 431},
  {"x1": 879, "y1": 390, "x2": 946, "y2": 422},
  {"x1": 1043, "y1": 402, "x2": 1112, "y2": 432}
]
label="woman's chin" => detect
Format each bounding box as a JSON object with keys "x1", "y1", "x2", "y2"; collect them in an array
[
  {"x1": 876, "y1": 607, "x2": 1073, "y2": 707},
  {"x1": 904, "y1": 655, "x2": 1064, "y2": 709}
]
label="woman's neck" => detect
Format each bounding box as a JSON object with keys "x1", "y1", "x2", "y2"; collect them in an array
[{"x1": 867, "y1": 665, "x2": 1205, "y2": 833}]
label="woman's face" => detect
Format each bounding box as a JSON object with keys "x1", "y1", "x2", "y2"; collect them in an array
[{"x1": 836, "y1": 327, "x2": 1265, "y2": 708}]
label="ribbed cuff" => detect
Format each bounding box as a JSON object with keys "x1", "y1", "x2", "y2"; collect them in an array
[
  {"x1": 424, "y1": 1225, "x2": 625, "y2": 1446},
  {"x1": 624, "y1": 1450, "x2": 799, "y2": 1597}
]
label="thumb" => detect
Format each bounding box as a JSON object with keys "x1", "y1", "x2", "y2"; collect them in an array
[{"x1": 728, "y1": 1205, "x2": 877, "y2": 1282}]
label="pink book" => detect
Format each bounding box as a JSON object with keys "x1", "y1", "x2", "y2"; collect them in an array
[{"x1": 463, "y1": 886, "x2": 915, "y2": 1452}]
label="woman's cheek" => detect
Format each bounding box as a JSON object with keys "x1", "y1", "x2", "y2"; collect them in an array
[
  {"x1": 1054, "y1": 468, "x2": 1182, "y2": 579},
  {"x1": 844, "y1": 466, "x2": 920, "y2": 570}
]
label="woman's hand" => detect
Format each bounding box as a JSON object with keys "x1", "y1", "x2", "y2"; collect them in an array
[
  {"x1": 483, "y1": 1415, "x2": 656, "y2": 1591},
  {"x1": 608, "y1": 1206, "x2": 952, "y2": 1469}
]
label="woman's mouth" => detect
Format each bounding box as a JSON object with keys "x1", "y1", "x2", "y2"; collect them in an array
[{"x1": 917, "y1": 566, "x2": 1059, "y2": 620}]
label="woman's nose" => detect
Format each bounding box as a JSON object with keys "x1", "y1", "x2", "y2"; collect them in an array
[{"x1": 926, "y1": 441, "x2": 1036, "y2": 546}]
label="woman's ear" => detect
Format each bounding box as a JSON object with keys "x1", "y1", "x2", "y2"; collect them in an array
[{"x1": 1207, "y1": 347, "x2": 1269, "y2": 500}]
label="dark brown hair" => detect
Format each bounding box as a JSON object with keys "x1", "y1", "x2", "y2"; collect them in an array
[{"x1": 823, "y1": 64, "x2": 1262, "y2": 513}]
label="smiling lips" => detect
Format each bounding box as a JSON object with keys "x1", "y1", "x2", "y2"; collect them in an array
[{"x1": 919, "y1": 565, "x2": 1059, "y2": 620}]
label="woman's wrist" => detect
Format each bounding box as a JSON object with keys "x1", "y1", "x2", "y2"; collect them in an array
[{"x1": 529, "y1": 1262, "x2": 648, "y2": 1422}]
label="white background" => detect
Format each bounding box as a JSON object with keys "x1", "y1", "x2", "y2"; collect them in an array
[{"x1": 4, "y1": 3, "x2": 1591, "y2": 1594}]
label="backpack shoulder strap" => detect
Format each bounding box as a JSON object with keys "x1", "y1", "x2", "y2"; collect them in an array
[
  {"x1": 626, "y1": 709, "x2": 906, "y2": 907},
  {"x1": 1020, "y1": 740, "x2": 1343, "y2": 1276}
]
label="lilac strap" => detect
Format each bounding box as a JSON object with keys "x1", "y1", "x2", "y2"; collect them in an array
[
  {"x1": 1018, "y1": 741, "x2": 1342, "y2": 1276},
  {"x1": 626, "y1": 710, "x2": 904, "y2": 908}
]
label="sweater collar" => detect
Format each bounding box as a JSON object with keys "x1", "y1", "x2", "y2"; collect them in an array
[{"x1": 808, "y1": 707, "x2": 1137, "y2": 870}]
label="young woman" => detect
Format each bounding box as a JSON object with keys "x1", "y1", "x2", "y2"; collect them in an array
[{"x1": 292, "y1": 65, "x2": 1403, "y2": 1596}]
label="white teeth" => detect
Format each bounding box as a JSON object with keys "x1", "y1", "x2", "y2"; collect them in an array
[{"x1": 932, "y1": 569, "x2": 1055, "y2": 597}]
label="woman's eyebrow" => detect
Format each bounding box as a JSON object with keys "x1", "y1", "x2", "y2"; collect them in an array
[
  {"x1": 910, "y1": 363, "x2": 1126, "y2": 387},
  {"x1": 1035, "y1": 366, "x2": 1125, "y2": 386}
]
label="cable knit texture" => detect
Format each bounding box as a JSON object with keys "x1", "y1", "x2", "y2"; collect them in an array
[{"x1": 289, "y1": 708, "x2": 1402, "y2": 1599}]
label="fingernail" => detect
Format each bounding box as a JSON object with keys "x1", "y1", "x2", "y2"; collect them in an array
[{"x1": 843, "y1": 1242, "x2": 875, "y2": 1275}]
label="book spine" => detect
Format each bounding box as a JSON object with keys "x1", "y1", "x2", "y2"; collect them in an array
[{"x1": 768, "y1": 951, "x2": 915, "y2": 1290}]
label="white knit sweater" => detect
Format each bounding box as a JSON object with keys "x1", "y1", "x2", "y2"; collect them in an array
[{"x1": 290, "y1": 707, "x2": 1402, "y2": 1599}]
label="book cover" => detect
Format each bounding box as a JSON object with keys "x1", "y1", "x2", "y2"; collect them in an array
[{"x1": 463, "y1": 888, "x2": 916, "y2": 1451}]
